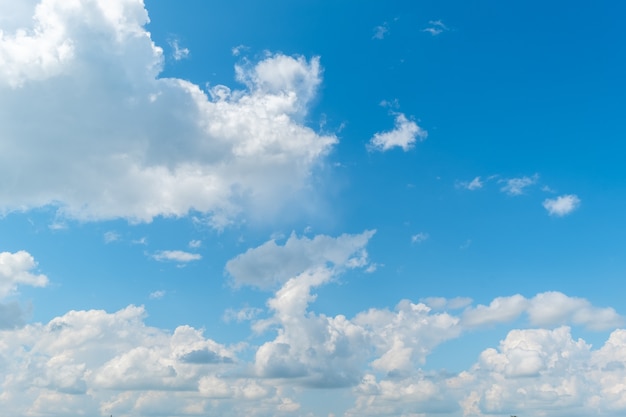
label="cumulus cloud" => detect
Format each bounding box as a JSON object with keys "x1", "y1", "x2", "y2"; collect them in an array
[
  {"x1": 152, "y1": 250, "x2": 201, "y2": 262},
  {"x1": 225, "y1": 230, "x2": 376, "y2": 289},
  {"x1": 0, "y1": 250, "x2": 48, "y2": 298},
  {"x1": 462, "y1": 291, "x2": 622, "y2": 330},
  {"x1": 368, "y1": 113, "x2": 427, "y2": 152},
  {"x1": 0, "y1": 0, "x2": 336, "y2": 226},
  {"x1": 543, "y1": 194, "x2": 581, "y2": 216}
]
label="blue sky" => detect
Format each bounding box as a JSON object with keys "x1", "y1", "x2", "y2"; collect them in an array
[{"x1": 1, "y1": 1, "x2": 625, "y2": 416}]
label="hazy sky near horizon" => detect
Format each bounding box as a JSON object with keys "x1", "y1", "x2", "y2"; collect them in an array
[{"x1": 1, "y1": 1, "x2": 626, "y2": 416}]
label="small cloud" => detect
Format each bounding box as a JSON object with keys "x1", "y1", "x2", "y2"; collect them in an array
[
  {"x1": 149, "y1": 290, "x2": 166, "y2": 300},
  {"x1": 500, "y1": 174, "x2": 539, "y2": 196},
  {"x1": 231, "y1": 44, "x2": 248, "y2": 56},
  {"x1": 368, "y1": 113, "x2": 427, "y2": 152},
  {"x1": 379, "y1": 99, "x2": 400, "y2": 109},
  {"x1": 223, "y1": 306, "x2": 263, "y2": 323},
  {"x1": 423, "y1": 20, "x2": 449, "y2": 36},
  {"x1": 169, "y1": 39, "x2": 190, "y2": 61},
  {"x1": 104, "y1": 231, "x2": 120, "y2": 244},
  {"x1": 49, "y1": 222, "x2": 67, "y2": 231},
  {"x1": 152, "y1": 250, "x2": 202, "y2": 263},
  {"x1": 372, "y1": 22, "x2": 389, "y2": 40},
  {"x1": 543, "y1": 194, "x2": 581, "y2": 217},
  {"x1": 188, "y1": 240, "x2": 202, "y2": 249},
  {"x1": 411, "y1": 232, "x2": 429, "y2": 244},
  {"x1": 458, "y1": 176, "x2": 483, "y2": 191}
]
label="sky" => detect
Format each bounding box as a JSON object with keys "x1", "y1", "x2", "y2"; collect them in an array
[{"x1": 1, "y1": 0, "x2": 626, "y2": 416}]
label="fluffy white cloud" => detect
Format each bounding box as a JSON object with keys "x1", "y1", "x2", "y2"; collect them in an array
[
  {"x1": 0, "y1": 250, "x2": 48, "y2": 299},
  {"x1": 225, "y1": 230, "x2": 375, "y2": 289},
  {"x1": 368, "y1": 113, "x2": 427, "y2": 152},
  {"x1": 0, "y1": 0, "x2": 336, "y2": 226},
  {"x1": 462, "y1": 292, "x2": 622, "y2": 330},
  {"x1": 543, "y1": 194, "x2": 581, "y2": 216}
]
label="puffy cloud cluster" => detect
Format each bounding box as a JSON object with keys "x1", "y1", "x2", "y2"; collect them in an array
[
  {"x1": 0, "y1": 305, "x2": 299, "y2": 417},
  {"x1": 0, "y1": 0, "x2": 336, "y2": 226},
  {"x1": 0, "y1": 240, "x2": 625, "y2": 416}
]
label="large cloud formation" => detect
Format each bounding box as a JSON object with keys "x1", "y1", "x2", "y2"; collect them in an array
[
  {"x1": 0, "y1": 0, "x2": 336, "y2": 226},
  {"x1": 1, "y1": 241, "x2": 626, "y2": 416}
]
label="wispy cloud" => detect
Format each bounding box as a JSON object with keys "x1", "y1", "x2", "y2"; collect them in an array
[
  {"x1": 500, "y1": 174, "x2": 539, "y2": 196},
  {"x1": 103, "y1": 231, "x2": 120, "y2": 244},
  {"x1": 411, "y1": 232, "x2": 429, "y2": 244},
  {"x1": 423, "y1": 20, "x2": 449, "y2": 36},
  {"x1": 169, "y1": 39, "x2": 189, "y2": 60},
  {"x1": 149, "y1": 290, "x2": 166, "y2": 300},
  {"x1": 372, "y1": 22, "x2": 389, "y2": 40},
  {"x1": 543, "y1": 194, "x2": 581, "y2": 216},
  {"x1": 188, "y1": 240, "x2": 202, "y2": 249},
  {"x1": 457, "y1": 176, "x2": 483, "y2": 190},
  {"x1": 152, "y1": 250, "x2": 202, "y2": 263}
]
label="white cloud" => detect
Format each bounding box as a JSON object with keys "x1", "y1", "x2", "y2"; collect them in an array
[
  {"x1": 149, "y1": 290, "x2": 166, "y2": 299},
  {"x1": 103, "y1": 231, "x2": 120, "y2": 244},
  {"x1": 188, "y1": 239, "x2": 202, "y2": 248},
  {"x1": 372, "y1": 23, "x2": 389, "y2": 40},
  {"x1": 223, "y1": 306, "x2": 263, "y2": 323},
  {"x1": 423, "y1": 20, "x2": 449, "y2": 36},
  {"x1": 368, "y1": 113, "x2": 427, "y2": 152},
  {"x1": 0, "y1": 0, "x2": 336, "y2": 227},
  {"x1": 169, "y1": 39, "x2": 189, "y2": 60},
  {"x1": 462, "y1": 291, "x2": 622, "y2": 330},
  {"x1": 458, "y1": 176, "x2": 483, "y2": 190},
  {"x1": 0, "y1": 250, "x2": 48, "y2": 299},
  {"x1": 411, "y1": 232, "x2": 429, "y2": 244},
  {"x1": 152, "y1": 250, "x2": 201, "y2": 262},
  {"x1": 543, "y1": 194, "x2": 581, "y2": 216},
  {"x1": 225, "y1": 230, "x2": 376, "y2": 289},
  {"x1": 500, "y1": 174, "x2": 539, "y2": 195}
]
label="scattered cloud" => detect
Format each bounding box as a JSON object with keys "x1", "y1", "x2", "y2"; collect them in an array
[
  {"x1": 423, "y1": 20, "x2": 449, "y2": 36},
  {"x1": 169, "y1": 39, "x2": 189, "y2": 60},
  {"x1": 223, "y1": 306, "x2": 263, "y2": 323},
  {"x1": 225, "y1": 230, "x2": 375, "y2": 289},
  {"x1": 149, "y1": 290, "x2": 166, "y2": 300},
  {"x1": 500, "y1": 174, "x2": 539, "y2": 195},
  {"x1": 457, "y1": 176, "x2": 483, "y2": 190},
  {"x1": 368, "y1": 113, "x2": 427, "y2": 152},
  {"x1": 372, "y1": 22, "x2": 389, "y2": 40},
  {"x1": 0, "y1": 1, "x2": 336, "y2": 226},
  {"x1": 231, "y1": 44, "x2": 248, "y2": 56},
  {"x1": 411, "y1": 232, "x2": 429, "y2": 244},
  {"x1": 188, "y1": 239, "x2": 202, "y2": 248},
  {"x1": 103, "y1": 231, "x2": 120, "y2": 244},
  {"x1": 543, "y1": 194, "x2": 581, "y2": 216},
  {"x1": 152, "y1": 250, "x2": 202, "y2": 263}
]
